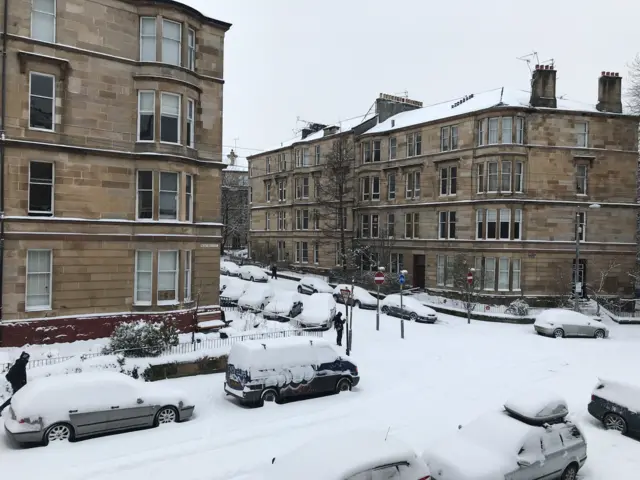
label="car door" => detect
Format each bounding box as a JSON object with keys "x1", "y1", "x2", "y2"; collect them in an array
[
  {"x1": 68, "y1": 385, "x2": 114, "y2": 437},
  {"x1": 345, "y1": 462, "x2": 413, "y2": 479},
  {"x1": 509, "y1": 433, "x2": 546, "y2": 480},
  {"x1": 314, "y1": 346, "x2": 341, "y2": 393},
  {"x1": 539, "y1": 429, "x2": 568, "y2": 478},
  {"x1": 101, "y1": 379, "x2": 155, "y2": 431}
]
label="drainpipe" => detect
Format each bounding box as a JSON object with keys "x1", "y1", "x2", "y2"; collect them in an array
[{"x1": 0, "y1": 0, "x2": 9, "y2": 320}]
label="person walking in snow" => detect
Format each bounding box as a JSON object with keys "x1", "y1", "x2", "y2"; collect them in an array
[
  {"x1": 271, "y1": 264, "x2": 278, "y2": 280},
  {"x1": 0, "y1": 351, "x2": 30, "y2": 414},
  {"x1": 333, "y1": 312, "x2": 345, "y2": 346}
]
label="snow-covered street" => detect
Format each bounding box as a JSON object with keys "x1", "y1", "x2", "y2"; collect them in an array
[{"x1": 1, "y1": 277, "x2": 640, "y2": 479}]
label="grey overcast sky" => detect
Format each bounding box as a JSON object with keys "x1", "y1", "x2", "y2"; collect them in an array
[{"x1": 183, "y1": 0, "x2": 638, "y2": 163}]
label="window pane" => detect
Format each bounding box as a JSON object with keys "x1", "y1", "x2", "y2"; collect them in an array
[
  {"x1": 32, "y1": 12, "x2": 55, "y2": 42},
  {"x1": 29, "y1": 184, "x2": 52, "y2": 214},
  {"x1": 136, "y1": 251, "x2": 152, "y2": 271},
  {"x1": 161, "y1": 94, "x2": 180, "y2": 115},
  {"x1": 31, "y1": 73, "x2": 54, "y2": 98},
  {"x1": 512, "y1": 259, "x2": 521, "y2": 290},
  {"x1": 163, "y1": 20, "x2": 181, "y2": 40},
  {"x1": 26, "y1": 250, "x2": 51, "y2": 309},
  {"x1": 141, "y1": 17, "x2": 156, "y2": 35},
  {"x1": 498, "y1": 258, "x2": 509, "y2": 290},
  {"x1": 34, "y1": 0, "x2": 55, "y2": 14},
  {"x1": 160, "y1": 172, "x2": 178, "y2": 191},
  {"x1": 140, "y1": 92, "x2": 155, "y2": 111},
  {"x1": 138, "y1": 171, "x2": 153, "y2": 190},
  {"x1": 159, "y1": 251, "x2": 177, "y2": 270}
]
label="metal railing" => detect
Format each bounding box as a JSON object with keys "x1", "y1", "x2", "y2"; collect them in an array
[{"x1": 416, "y1": 293, "x2": 544, "y2": 316}]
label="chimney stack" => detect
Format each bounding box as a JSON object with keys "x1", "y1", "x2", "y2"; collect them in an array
[
  {"x1": 530, "y1": 64, "x2": 557, "y2": 108},
  {"x1": 301, "y1": 123, "x2": 326, "y2": 139},
  {"x1": 227, "y1": 149, "x2": 237, "y2": 166},
  {"x1": 376, "y1": 93, "x2": 423, "y2": 123},
  {"x1": 596, "y1": 71, "x2": 622, "y2": 114}
]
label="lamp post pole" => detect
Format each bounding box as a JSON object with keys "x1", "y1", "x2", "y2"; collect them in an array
[{"x1": 400, "y1": 269, "x2": 408, "y2": 339}]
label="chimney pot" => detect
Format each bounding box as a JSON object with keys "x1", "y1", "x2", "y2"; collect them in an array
[
  {"x1": 530, "y1": 63, "x2": 557, "y2": 108},
  {"x1": 601, "y1": 71, "x2": 605, "y2": 76},
  {"x1": 615, "y1": 72, "x2": 620, "y2": 77},
  {"x1": 596, "y1": 70, "x2": 622, "y2": 113},
  {"x1": 535, "y1": 64, "x2": 539, "y2": 70}
]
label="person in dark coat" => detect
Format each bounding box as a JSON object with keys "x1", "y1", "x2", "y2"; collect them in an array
[
  {"x1": 0, "y1": 351, "x2": 30, "y2": 414},
  {"x1": 271, "y1": 264, "x2": 278, "y2": 280},
  {"x1": 333, "y1": 312, "x2": 345, "y2": 346}
]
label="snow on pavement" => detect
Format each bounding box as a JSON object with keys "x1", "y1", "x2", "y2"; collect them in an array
[{"x1": 1, "y1": 277, "x2": 640, "y2": 479}]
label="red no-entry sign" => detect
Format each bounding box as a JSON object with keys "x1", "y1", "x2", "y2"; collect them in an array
[
  {"x1": 374, "y1": 272, "x2": 385, "y2": 285},
  {"x1": 467, "y1": 272, "x2": 474, "y2": 284}
]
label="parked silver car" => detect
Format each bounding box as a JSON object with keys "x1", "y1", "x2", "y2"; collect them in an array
[
  {"x1": 534, "y1": 309, "x2": 609, "y2": 339},
  {"x1": 3, "y1": 371, "x2": 194, "y2": 446},
  {"x1": 424, "y1": 394, "x2": 587, "y2": 480}
]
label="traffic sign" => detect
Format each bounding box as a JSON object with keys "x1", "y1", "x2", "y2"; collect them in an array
[
  {"x1": 398, "y1": 274, "x2": 405, "y2": 285},
  {"x1": 467, "y1": 272, "x2": 474, "y2": 284},
  {"x1": 340, "y1": 288, "x2": 351, "y2": 303},
  {"x1": 374, "y1": 272, "x2": 385, "y2": 285}
]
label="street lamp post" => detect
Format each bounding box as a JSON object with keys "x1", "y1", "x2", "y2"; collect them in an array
[
  {"x1": 376, "y1": 267, "x2": 385, "y2": 331},
  {"x1": 400, "y1": 269, "x2": 408, "y2": 339},
  {"x1": 467, "y1": 267, "x2": 476, "y2": 324},
  {"x1": 574, "y1": 203, "x2": 601, "y2": 311},
  {"x1": 349, "y1": 278, "x2": 355, "y2": 352}
]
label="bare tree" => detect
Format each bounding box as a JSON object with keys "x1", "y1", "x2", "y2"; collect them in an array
[
  {"x1": 553, "y1": 265, "x2": 574, "y2": 308},
  {"x1": 449, "y1": 254, "x2": 485, "y2": 324},
  {"x1": 221, "y1": 171, "x2": 249, "y2": 253},
  {"x1": 316, "y1": 136, "x2": 357, "y2": 271},
  {"x1": 626, "y1": 54, "x2": 640, "y2": 114},
  {"x1": 586, "y1": 260, "x2": 620, "y2": 315}
]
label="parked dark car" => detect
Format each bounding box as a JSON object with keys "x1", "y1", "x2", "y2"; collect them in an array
[
  {"x1": 224, "y1": 337, "x2": 359, "y2": 407},
  {"x1": 262, "y1": 292, "x2": 304, "y2": 322},
  {"x1": 588, "y1": 378, "x2": 640, "y2": 437}
]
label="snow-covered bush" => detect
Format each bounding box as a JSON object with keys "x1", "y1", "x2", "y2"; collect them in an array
[
  {"x1": 507, "y1": 299, "x2": 530, "y2": 316},
  {"x1": 103, "y1": 320, "x2": 179, "y2": 358}
]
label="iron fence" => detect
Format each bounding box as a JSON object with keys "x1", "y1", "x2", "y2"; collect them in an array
[{"x1": 415, "y1": 293, "x2": 544, "y2": 316}]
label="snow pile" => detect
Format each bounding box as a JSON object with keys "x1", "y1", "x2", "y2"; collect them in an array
[
  {"x1": 593, "y1": 378, "x2": 640, "y2": 413},
  {"x1": 535, "y1": 309, "x2": 594, "y2": 327},
  {"x1": 263, "y1": 291, "x2": 302, "y2": 315},
  {"x1": 298, "y1": 293, "x2": 336, "y2": 326}
]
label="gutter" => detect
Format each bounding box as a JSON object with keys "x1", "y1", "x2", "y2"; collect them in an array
[{"x1": 0, "y1": 0, "x2": 8, "y2": 321}]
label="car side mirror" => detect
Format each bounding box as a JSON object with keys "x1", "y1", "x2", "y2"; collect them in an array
[
  {"x1": 136, "y1": 398, "x2": 144, "y2": 404},
  {"x1": 517, "y1": 458, "x2": 532, "y2": 467}
]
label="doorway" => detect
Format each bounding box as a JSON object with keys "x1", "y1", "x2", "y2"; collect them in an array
[
  {"x1": 412, "y1": 254, "x2": 426, "y2": 289},
  {"x1": 572, "y1": 259, "x2": 587, "y2": 298}
]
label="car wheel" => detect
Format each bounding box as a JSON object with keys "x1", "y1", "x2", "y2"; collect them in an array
[
  {"x1": 603, "y1": 413, "x2": 628, "y2": 433},
  {"x1": 261, "y1": 388, "x2": 279, "y2": 406},
  {"x1": 553, "y1": 328, "x2": 565, "y2": 338},
  {"x1": 297, "y1": 286, "x2": 303, "y2": 293},
  {"x1": 260, "y1": 303, "x2": 265, "y2": 310},
  {"x1": 594, "y1": 329, "x2": 606, "y2": 339},
  {"x1": 354, "y1": 300, "x2": 361, "y2": 308},
  {"x1": 336, "y1": 378, "x2": 352, "y2": 393},
  {"x1": 250, "y1": 276, "x2": 255, "y2": 282},
  {"x1": 560, "y1": 463, "x2": 579, "y2": 480},
  {"x1": 155, "y1": 406, "x2": 178, "y2": 426},
  {"x1": 44, "y1": 423, "x2": 74, "y2": 445},
  {"x1": 312, "y1": 289, "x2": 318, "y2": 294},
  {"x1": 381, "y1": 306, "x2": 389, "y2": 314},
  {"x1": 409, "y1": 312, "x2": 418, "y2": 321}
]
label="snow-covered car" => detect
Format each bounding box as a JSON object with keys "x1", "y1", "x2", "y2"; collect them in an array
[
  {"x1": 588, "y1": 378, "x2": 640, "y2": 437},
  {"x1": 238, "y1": 283, "x2": 275, "y2": 311},
  {"x1": 221, "y1": 260, "x2": 240, "y2": 277},
  {"x1": 297, "y1": 293, "x2": 337, "y2": 330},
  {"x1": 332, "y1": 284, "x2": 377, "y2": 309},
  {"x1": 297, "y1": 276, "x2": 334, "y2": 295},
  {"x1": 423, "y1": 392, "x2": 587, "y2": 480},
  {"x1": 262, "y1": 291, "x2": 304, "y2": 321},
  {"x1": 220, "y1": 277, "x2": 249, "y2": 305},
  {"x1": 382, "y1": 294, "x2": 438, "y2": 323},
  {"x1": 534, "y1": 308, "x2": 609, "y2": 339},
  {"x1": 264, "y1": 429, "x2": 430, "y2": 480},
  {"x1": 2, "y1": 371, "x2": 194, "y2": 447},
  {"x1": 238, "y1": 265, "x2": 269, "y2": 282}
]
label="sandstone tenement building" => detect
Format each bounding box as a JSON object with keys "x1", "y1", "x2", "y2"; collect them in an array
[
  {"x1": 248, "y1": 67, "x2": 640, "y2": 298},
  {"x1": 0, "y1": 0, "x2": 230, "y2": 343}
]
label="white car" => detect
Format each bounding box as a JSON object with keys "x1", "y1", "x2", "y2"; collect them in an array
[
  {"x1": 297, "y1": 276, "x2": 334, "y2": 295},
  {"x1": 221, "y1": 260, "x2": 240, "y2": 277},
  {"x1": 534, "y1": 309, "x2": 609, "y2": 339},
  {"x1": 332, "y1": 284, "x2": 378, "y2": 309},
  {"x1": 263, "y1": 291, "x2": 304, "y2": 321},
  {"x1": 238, "y1": 265, "x2": 269, "y2": 282},
  {"x1": 423, "y1": 393, "x2": 587, "y2": 480},
  {"x1": 382, "y1": 294, "x2": 438, "y2": 323},
  {"x1": 220, "y1": 277, "x2": 249, "y2": 304},
  {"x1": 297, "y1": 293, "x2": 337, "y2": 330},
  {"x1": 264, "y1": 430, "x2": 431, "y2": 480},
  {"x1": 2, "y1": 371, "x2": 194, "y2": 447},
  {"x1": 238, "y1": 283, "x2": 275, "y2": 311}
]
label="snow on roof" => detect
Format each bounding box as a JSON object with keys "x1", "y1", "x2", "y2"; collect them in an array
[
  {"x1": 266, "y1": 429, "x2": 419, "y2": 479},
  {"x1": 364, "y1": 87, "x2": 631, "y2": 136},
  {"x1": 535, "y1": 308, "x2": 596, "y2": 327},
  {"x1": 236, "y1": 336, "x2": 330, "y2": 352}
]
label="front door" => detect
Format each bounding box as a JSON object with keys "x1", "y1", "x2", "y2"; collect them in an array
[
  {"x1": 413, "y1": 255, "x2": 426, "y2": 289},
  {"x1": 572, "y1": 259, "x2": 587, "y2": 298}
]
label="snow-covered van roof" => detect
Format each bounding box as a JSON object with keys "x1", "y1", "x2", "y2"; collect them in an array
[
  {"x1": 235, "y1": 336, "x2": 330, "y2": 352},
  {"x1": 266, "y1": 429, "x2": 421, "y2": 479},
  {"x1": 228, "y1": 336, "x2": 335, "y2": 371},
  {"x1": 363, "y1": 86, "x2": 633, "y2": 136}
]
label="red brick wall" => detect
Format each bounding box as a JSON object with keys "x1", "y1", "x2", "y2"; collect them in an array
[{"x1": 0, "y1": 308, "x2": 221, "y2": 347}]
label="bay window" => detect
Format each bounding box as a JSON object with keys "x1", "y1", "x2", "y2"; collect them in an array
[
  {"x1": 160, "y1": 93, "x2": 181, "y2": 144},
  {"x1": 159, "y1": 172, "x2": 179, "y2": 220},
  {"x1": 162, "y1": 19, "x2": 182, "y2": 66},
  {"x1": 499, "y1": 209, "x2": 511, "y2": 239},
  {"x1": 140, "y1": 17, "x2": 156, "y2": 61},
  {"x1": 31, "y1": 0, "x2": 56, "y2": 43},
  {"x1": 137, "y1": 91, "x2": 155, "y2": 141},
  {"x1": 157, "y1": 251, "x2": 178, "y2": 303}
]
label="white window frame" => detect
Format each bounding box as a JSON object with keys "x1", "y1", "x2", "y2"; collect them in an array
[
  {"x1": 387, "y1": 213, "x2": 395, "y2": 237},
  {"x1": 499, "y1": 209, "x2": 511, "y2": 240},
  {"x1": 576, "y1": 164, "x2": 588, "y2": 195},
  {"x1": 265, "y1": 180, "x2": 271, "y2": 202},
  {"x1": 487, "y1": 161, "x2": 498, "y2": 193},
  {"x1": 439, "y1": 166, "x2": 457, "y2": 196},
  {"x1": 488, "y1": 118, "x2": 499, "y2": 144},
  {"x1": 373, "y1": 140, "x2": 381, "y2": 162},
  {"x1": 186, "y1": 98, "x2": 195, "y2": 148},
  {"x1": 302, "y1": 148, "x2": 310, "y2": 167},
  {"x1": 315, "y1": 145, "x2": 321, "y2": 165},
  {"x1": 139, "y1": 16, "x2": 156, "y2": 61},
  {"x1": 185, "y1": 174, "x2": 193, "y2": 222},
  {"x1": 445, "y1": 256, "x2": 454, "y2": 287},
  {"x1": 515, "y1": 117, "x2": 525, "y2": 144},
  {"x1": 501, "y1": 117, "x2": 513, "y2": 144},
  {"x1": 476, "y1": 164, "x2": 484, "y2": 194},
  {"x1": 498, "y1": 257, "x2": 510, "y2": 291},
  {"x1": 389, "y1": 137, "x2": 397, "y2": 160},
  {"x1": 265, "y1": 212, "x2": 270, "y2": 230},
  {"x1": 477, "y1": 119, "x2": 485, "y2": 146},
  {"x1": 160, "y1": 92, "x2": 181, "y2": 144},
  {"x1": 28, "y1": 161, "x2": 55, "y2": 216},
  {"x1": 136, "y1": 170, "x2": 154, "y2": 220},
  {"x1": 501, "y1": 160, "x2": 512, "y2": 192},
  {"x1": 578, "y1": 212, "x2": 586, "y2": 242},
  {"x1": 314, "y1": 242, "x2": 319, "y2": 264},
  {"x1": 512, "y1": 259, "x2": 522, "y2": 291},
  {"x1": 137, "y1": 90, "x2": 155, "y2": 142},
  {"x1": 184, "y1": 250, "x2": 192, "y2": 302},
  {"x1": 514, "y1": 209, "x2": 523, "y2": 240},
  {"x1": 514, "y1": 161, "x2": 524, "y2": 192},
  {"x1": 187, "y1": 28, "x2": 196, "y2": 70},
  {"x1": 161, "y1": 18, "x2": 182, "y2": 66},
  {"x1": 388, "y1": 173, "x2": 396, "y2": 200},
  {"x1": 476, "y1": 209, "x2": 484, "y2": 240},
  {"x1": 25, "y1": 249, "x2": 53, "y2": 311},
  {"x1": 371, "y1": 214, "x2": 379, "y2": 238},
  {"x1": 134, "y1": 250, "x2": 153, "y2": 306},
  {"x1": 157, "y1": 250, "x2": 179, "y2": 305},
  {"x1": 29, "y1": 72, "x2": 55, "y2": 132},
  {"x1": 361, "y1": 176, "x2": 370, "y2": 201},
  {"x1": 436, "y1": 255, "x2": 445, "y2": 286},
  {"x1": 372, "y1": 176, "x2": 380, "y2": 201},
  {"x1": 486, "y1": 209, "x2": 497, "y2": 239},
  {"x1": 159, "y1": 171, "x2": 179, "y2": 220},
  {"x1": 484, "y1": 257, "x2": 496, "y2": 291},
  {"x1": 576, "y1": 122, "x2": 589, "y2": 148},
  {"x1": 31, "y1": 0, "x2": 56, "y2": 43},
  {"x1": 440, "y1": 126, "x2": 450, "y2": 152}
]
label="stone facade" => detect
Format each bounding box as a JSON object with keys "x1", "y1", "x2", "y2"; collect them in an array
[
  {"x1": 0, "y1": 0, "x2": 230, "y2": 343},
  {"x1": 248, "y1": 72, "x2": 640, "y2": 298}
]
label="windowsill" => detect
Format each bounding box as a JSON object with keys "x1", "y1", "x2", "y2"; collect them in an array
[
  {"x1": 133, "y1": 302, "x2": 152, "y2": 307},
  {"x1": 25, "y1": 306, "x2": 52, "y2": 313},
  {"x1": 576, "y1": 194, "x2": 588, "y2": 197},
  {"x1": 28, "y1": 126, "x2": 55, "y2": 133},
  {"x1": 160, "y1": 140, "x2": 181, "y2": 146},
  {"x1": 498, "y1": 289, "x2": 510, "y2": 292},
  {"x1": 28, "y1": 212, "x2": 54, "y2": 217},
  {"x1": 136, "y1": 139, "x2": 155, "y2": 143},
  {"x1": 158, "y1": 300, "x2": 180, "y2": 306},
  {"x1": 512, "y1": 289, "x2": 522, "y2": 293}
]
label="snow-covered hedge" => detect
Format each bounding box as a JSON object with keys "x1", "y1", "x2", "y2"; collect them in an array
[
  {"x1": 507, "y1": 299, "x2": 530, "y2": 317},
  {"x1": 102, "y1": 319, "x2": 179, "y2": 358}
]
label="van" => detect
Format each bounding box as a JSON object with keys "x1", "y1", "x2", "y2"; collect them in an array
[{"x1": 224, "y1": 336, "x2": 359, "y2": 407}]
